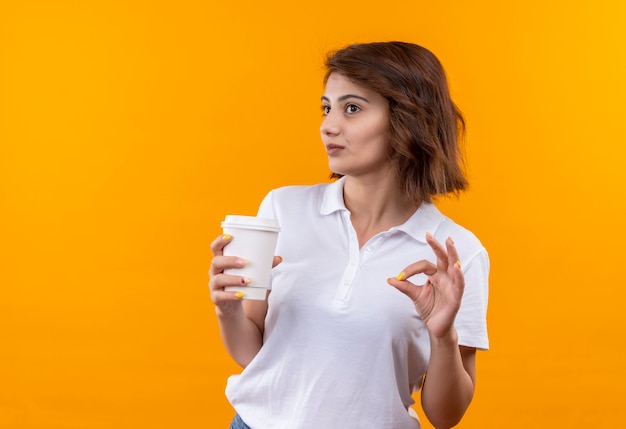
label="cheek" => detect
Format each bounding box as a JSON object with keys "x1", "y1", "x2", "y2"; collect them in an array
[{"x1": 363, "y1": 121, "x2": 390, "y2": 146}]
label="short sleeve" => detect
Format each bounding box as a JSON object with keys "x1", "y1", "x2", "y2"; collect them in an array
[
  {"x1": 256, "y1": 190, "x2": 276, "y2": 220},
  {"x1": 256, "y1": 190, "x2": 278, "y2": 290},
  {"x1": 454, "y1": 248, "x2": 490, "y2": 350}
]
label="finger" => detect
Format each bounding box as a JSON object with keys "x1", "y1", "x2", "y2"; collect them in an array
[
  {"x1": 426, "y1": 232, "x2": 449, "y2": 272},
  {"x1": 450, "y1": 250, "x2": 465, "y2": 296},
  {"x1": 210, "y1": 233, "x2": 233, "y2": 257},
  {"x1": 211, "y1": 288, "x2": 246, "y2": 306},
  {"x1": 441, "y1": 238, "x2": 465, "y2": 299},
  {"x1": 272, "y1": 255, "x2": 283, "y2": 268},
  {"x1": 453, "y1": 262, "x2": 465, "y2": 292},
  {"x1": 387, "y1": 276, "x2": 424, "y2": 301},
  {"x1": 394, "y1": 260, "x2": 437, "y2": 281},
  {"x1": 209, "y1": 255, "x2": 248, "y2": 277},
  {"x1": 445, "y1": 237, "x2": 461, "y2": 273},
  {"x1": 210, "y1": 272, "x2": 252, "y2": 292}
]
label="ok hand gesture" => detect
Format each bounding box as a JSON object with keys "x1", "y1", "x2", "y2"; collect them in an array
[{"x1": 387, "y1": 233, "x2": 464, "y2": 340}]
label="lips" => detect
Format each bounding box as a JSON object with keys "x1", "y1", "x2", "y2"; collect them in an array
[{"x1": 325, "y1": 143, "x2": 345, "y2": 155}]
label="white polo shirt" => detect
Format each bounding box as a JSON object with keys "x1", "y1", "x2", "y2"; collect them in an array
[{"x1": 225, "y1": 178, "x2": 489, "y2": 429}]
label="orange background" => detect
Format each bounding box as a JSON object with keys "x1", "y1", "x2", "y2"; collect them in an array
[{"x1": 1, "y1": 1, "x2": 625, "y2": 428}]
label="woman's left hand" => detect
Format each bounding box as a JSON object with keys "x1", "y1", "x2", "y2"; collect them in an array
[{"x1": 387, "y1": 234, "x2": 464, "y2": 339}]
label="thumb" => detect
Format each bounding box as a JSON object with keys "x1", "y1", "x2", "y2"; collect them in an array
[
  {"x1": 387, "y1": 275, "x2": 422, "y2": 301},
  {"x1": 272, "y1": 255, "x2": 283, "y2": 268}
]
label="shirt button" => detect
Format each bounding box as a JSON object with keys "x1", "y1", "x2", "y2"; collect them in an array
[
  {"x1": 366, "y1": 246, "x2": 373, "y2": 252},
  {"x1": 351, "y1": 260, "x2": 357, "y2": 266},
  {"x1": 344, "y1": 279, "x2": 351, "y2": 285}
]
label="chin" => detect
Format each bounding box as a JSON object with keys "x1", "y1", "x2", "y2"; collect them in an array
[{"x1": 327, "y1": 160, "x2": 351, "y2": 175}]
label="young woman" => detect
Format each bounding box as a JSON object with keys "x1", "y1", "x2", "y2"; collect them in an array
[{"x1": 209, "y1": 41, "x2": 489, "y2": 429}]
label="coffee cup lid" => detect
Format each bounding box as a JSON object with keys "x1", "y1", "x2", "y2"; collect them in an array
[{"x1": 221, "y1": 215, "x2": 281, "y2": 232}]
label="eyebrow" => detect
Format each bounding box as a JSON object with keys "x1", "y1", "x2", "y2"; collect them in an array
[{"x1": 321, "y1": 94, "x2": 370, "y2": 103}]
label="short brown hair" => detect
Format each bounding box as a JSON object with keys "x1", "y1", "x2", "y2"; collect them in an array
[{"x1": 324, "y1": 41, "x2": 468, "y2": 203}]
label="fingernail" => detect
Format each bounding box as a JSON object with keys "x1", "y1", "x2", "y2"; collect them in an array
[
  {"x1": 235, "y1": 258, "x2": 248, "y2": 267},
  {"x1": 223, "y1": 234, "x2": 231, "y2": 241},
  {"x1": 235, "y1": 292, "x2": 245, "y2": 299},
  {"x1": 396, "y1": 272, "x2": 406, "y2": 281},
  {"x1": 455, "y1": 260, "x2": 461, "y2": 269},
  {"x1": 448, "y1": 236, "x2": 455, "y2": 244},
  {"x1": 240, "y1": 277, "x2": 251, "y2": 285},
  {"x1": 425, "y1": 232, "x2": 433, "y2": 239}
]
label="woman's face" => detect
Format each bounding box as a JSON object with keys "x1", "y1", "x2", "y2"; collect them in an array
[{"x1": 320, "y1": 73, "x2": 391, "y2": 179}]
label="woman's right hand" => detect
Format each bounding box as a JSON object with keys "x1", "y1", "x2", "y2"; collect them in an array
[
  {"x1": 209, "y1": 234, "x2": 250, "y2": 315},
  {"x1": 209, "y1": 234, "x2": 283, "y2": 316},
  {"x1": 209, "y1": 233, "x2": 282, "y2": 367}
]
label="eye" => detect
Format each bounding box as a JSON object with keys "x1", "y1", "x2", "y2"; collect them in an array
[
  {"x1": 321, "y1": 105, "x2": 331, "y2": 116},
  {"x1": 345, "y1": 104, "x2": 360, "y2": 114}
]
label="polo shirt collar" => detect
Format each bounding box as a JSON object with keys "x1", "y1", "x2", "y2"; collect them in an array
[
  {"x1": 320, "y1": 177, "x2": 348, "y2": 215},
  {"x1": 320, "y1": 176, "x2": 443, "y2": 243},
  {"x1": 394, "y1": 202, "x2": 443, "y2": 243}
]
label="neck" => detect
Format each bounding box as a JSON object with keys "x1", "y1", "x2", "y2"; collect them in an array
[{"x1": 343, "y1": 174, "x2": 420, "y2": 247}]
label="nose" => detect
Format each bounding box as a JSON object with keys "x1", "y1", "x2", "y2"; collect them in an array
[{"x1": 320, "y1": 110, "x2": 340, "y2": 136}]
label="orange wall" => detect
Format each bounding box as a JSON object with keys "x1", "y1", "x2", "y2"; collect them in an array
[{"x1": 1, "y1": 1, "x2": 625, "y2": 428}]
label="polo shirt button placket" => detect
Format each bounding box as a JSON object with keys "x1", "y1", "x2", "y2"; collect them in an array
[{"x1": 335, "y1": 212, "x2": 360, "y2": 305}]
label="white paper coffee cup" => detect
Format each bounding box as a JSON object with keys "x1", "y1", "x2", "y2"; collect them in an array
[{"x1": 221, "y1": 215, "x2": 280, "y2": 300}]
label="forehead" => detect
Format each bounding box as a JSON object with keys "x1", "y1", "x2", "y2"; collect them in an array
[{"x1": 323, "y1": 73, "x2": 382, "y2": 101}]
